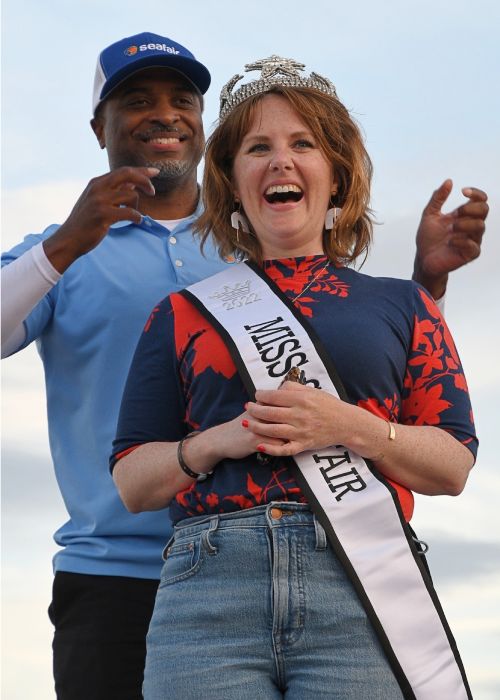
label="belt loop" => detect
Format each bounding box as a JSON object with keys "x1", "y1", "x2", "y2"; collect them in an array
[
  {"x1": 314, "y1": 515, "x2": 327, "y2": 551},
  {"x1": 202, "y1": 515, "x2": 219, "y2": 555}
]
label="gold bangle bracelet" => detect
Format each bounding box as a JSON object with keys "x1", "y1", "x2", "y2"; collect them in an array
[{"x1": 387, "y1": 421, "x2": 396, "y2": 441}]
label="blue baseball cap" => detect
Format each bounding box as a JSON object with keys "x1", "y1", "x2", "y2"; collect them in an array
[{"x1": 92, "y1": 32, "x2": 211, "y2": 114}]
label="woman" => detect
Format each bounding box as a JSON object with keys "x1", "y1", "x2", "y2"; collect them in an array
[{"x1": 111, "y1": 57, "x2": 476, "y2": 699}]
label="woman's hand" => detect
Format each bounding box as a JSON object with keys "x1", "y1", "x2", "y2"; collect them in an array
[
  {"x1": 244, "y1": 382, "x2": 353, "y2": 456},
  {"x1": 113, "y1": 412, "x2": 288, "y2": 513},
  {"x1": 244, "y1": 381, "x2": 473, "y2": 497},
  {"x1": 181, "y1": 411, "x2": 288, "y2": 472}
]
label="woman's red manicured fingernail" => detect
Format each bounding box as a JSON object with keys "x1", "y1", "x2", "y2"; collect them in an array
[
  {"x1": 241, "y1": 419, "x2": 249, "y2": 428},
  {"x1": 257, "y1": 445, "x2": 266, "y2": 453}
]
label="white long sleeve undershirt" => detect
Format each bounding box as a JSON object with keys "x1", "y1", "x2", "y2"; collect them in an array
[{"x1": 1, "y1": 243, "x2": 61, "y2": 357}]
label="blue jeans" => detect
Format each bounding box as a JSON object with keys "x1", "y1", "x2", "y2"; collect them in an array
[{"x1": 143, "y1": 503, "x2": 403, "y2": 699}]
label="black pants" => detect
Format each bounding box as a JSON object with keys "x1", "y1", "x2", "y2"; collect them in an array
[{"x1": 48, "y1": 571, "x2": 159, "y2": 700}]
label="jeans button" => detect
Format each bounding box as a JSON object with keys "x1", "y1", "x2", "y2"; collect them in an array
[{"x1": 270, "y1": 507, "x2": 283, "y2": 520}]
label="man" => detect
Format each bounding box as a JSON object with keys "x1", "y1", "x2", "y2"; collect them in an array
[{"x1": 1, "y1": 32, "x2": 488, "y2": 700}]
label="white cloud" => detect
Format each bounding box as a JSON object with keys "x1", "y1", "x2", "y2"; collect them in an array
[{"x1": 2, "y1": 182, "x2": 88, "y2": 250}]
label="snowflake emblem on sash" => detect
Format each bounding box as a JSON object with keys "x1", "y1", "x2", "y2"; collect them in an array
[{"x1": 209, "y1": 280, "x2": 261, "y2": 311}]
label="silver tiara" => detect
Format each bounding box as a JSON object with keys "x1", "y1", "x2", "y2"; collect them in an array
[{"x1": 219, "y1": 55, "x2": 337, "y2": 121}]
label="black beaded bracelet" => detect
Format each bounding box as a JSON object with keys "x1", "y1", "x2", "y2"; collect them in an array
[{"x1": 177, "y1": 431, "x2": 212, "y2": 482}]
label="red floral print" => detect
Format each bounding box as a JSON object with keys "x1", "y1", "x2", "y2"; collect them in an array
[{"x1": 266, "y1": 257, "x2": 350, "y2": 317}]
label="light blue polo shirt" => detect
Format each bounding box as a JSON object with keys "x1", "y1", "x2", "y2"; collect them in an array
[{"x1": 1, "y1": 204, "x2": 228, "y2": 578}]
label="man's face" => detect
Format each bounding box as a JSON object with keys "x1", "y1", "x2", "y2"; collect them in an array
[{"x1": 92, "y1": 68, "x2": 205, "y2": 191}]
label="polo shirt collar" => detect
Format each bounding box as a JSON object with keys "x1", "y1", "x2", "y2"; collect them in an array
[{"x1": 109, "y1": 190, "x2": 203, "y2": 232}]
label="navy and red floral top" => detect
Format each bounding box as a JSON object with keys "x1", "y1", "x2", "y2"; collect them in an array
[{"x1": 111, "y1": 256, "x2": 477, "y2": 524}]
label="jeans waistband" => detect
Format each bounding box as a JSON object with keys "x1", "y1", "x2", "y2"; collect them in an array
[{"x1": 173, "y1": 502, "x2": 321, "y2": 539}]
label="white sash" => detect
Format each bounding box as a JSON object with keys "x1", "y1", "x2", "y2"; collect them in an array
[{"x1": 181, "y1": 261, "x2": 472, "y2": 700}]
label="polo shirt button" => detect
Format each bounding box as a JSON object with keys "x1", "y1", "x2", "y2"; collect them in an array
[
  {"x1": 175, "y1": 259, "x2": 183, "y2": 267},
  {"x1": 169, "y1": 236, "x2": 177, "y2": 245}
]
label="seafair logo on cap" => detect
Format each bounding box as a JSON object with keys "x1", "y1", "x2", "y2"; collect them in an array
[{"x1": 124, "y1": 43, "x2": 181, "y2": 57}]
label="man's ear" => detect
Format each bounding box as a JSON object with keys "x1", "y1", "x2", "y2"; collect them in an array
[{"x1": 90, "y1": 116, "x2": 106, "y2": 150}]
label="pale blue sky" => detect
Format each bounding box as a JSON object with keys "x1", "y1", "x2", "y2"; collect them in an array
[{"x1": 2, "y1": 1, "x2": 499, "y2": 698}]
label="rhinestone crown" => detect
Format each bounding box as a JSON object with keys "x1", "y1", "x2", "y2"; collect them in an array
[{"x1": 219, "y1": 55, "x2": 337, "y2": 121}]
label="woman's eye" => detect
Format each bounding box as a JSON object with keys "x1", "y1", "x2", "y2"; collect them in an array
[
  {"x1": 248, "y1": 143, "x2": 269, "y2": 153},
  {"x1": 295, "y1": 139, "x2": 314, "y2": 149}
]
